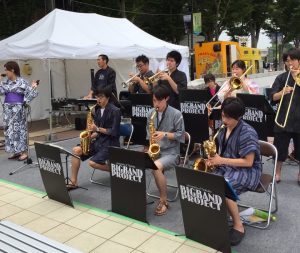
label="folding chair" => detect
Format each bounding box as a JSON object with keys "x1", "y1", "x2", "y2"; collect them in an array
[
  {"x1": 89, "y1": 123, "x2": 134, "y2": 186},
  {"x1": 239, "y1": 140, "x2": 278, "y2": 229},
  {"x1": 147, "y1": 131, "x2": 191, "y2": 202}
]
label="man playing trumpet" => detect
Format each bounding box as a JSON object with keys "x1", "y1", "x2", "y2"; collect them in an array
[
  {"x1": 153, "y1": 50, "x2": 187, "y2": 110},
  {"x1": 128, "y1": 55, "x2": 154, "y2": 94}
]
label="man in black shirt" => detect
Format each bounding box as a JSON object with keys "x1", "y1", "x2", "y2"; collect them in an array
[
  {"x1": 85, "y1": 54, "x2": 117, "y2": 99},
  {"x1": 154, "y1": 50, "x2": 187, "y2": 110},
  {"x1": 270, "y1": 48, "x2": 300, "y2": 185},
  {"x1": 128, "y1": 55, "x2": 154, "y2": 94}
]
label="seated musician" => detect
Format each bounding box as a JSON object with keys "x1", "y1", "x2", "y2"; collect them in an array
[
  {"x1": 153, "y1": 50, "x2": 187, "y2": 110},
  {"x1": 68, "y1": 87, "x2": 121, "y2": 189},
  {"x1": 204, "y1": 73, "x2": 221, "y2": 130},
  {"x1": 218, "y1": 60, "x2": 259, "y2": 102},
  {"x1": 207, "y1": 97, "x2": 262, "y2": 246},
  {"x1": 146, "y1": 85, "x2": 185, "y2": 215},
  {"x1": 128, "y1": 55, "x2": 154, "y2": 94}
]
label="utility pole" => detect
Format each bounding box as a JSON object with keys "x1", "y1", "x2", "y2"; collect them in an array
[{"x1": 190, "y1": 0, "x2": 194, "y2": 80}]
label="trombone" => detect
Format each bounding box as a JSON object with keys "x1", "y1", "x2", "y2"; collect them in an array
[
  {"x1": 145, "y1": 68, "x2": 169, "y2": 84},
  {"x1": 206, "y1": 65, "x2": 253, "y2": 110},
  {"x1": 122, "y1": 73, "x2": 140, "y2": 88},
  {"x1": 275, "y1": 67, "x2": 300, "y2": 128}
]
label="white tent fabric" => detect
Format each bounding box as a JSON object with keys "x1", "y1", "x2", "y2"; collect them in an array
[
  {"x1": 0, "y1": 9, "x2": 189, "y2": 60},
  {"x1": 0, "y1": 9, "x2": 190, "y2": 124}
]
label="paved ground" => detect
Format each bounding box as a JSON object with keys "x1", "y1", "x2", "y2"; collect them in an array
[{"x1": 0, "y1": 136, "x2": 300, "y2": 253}]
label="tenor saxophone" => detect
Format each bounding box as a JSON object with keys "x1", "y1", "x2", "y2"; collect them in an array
[
  {"x1": 80, "y1": 104, "x2": 97, "y2": 155},
  {"x1": 148, "y1": 109, "x2": 160, "y2": 160}
]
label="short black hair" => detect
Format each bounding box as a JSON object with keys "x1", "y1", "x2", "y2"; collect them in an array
[
  {"x1": 231, "y1": 60, "x2": 246, "y2": 72},
  {"x1": 203, "y1": 73, "x2": 216, "y2": 83},
  {"x1": 282, "y1": 52, "x2": 288, "y2": 62},
  {"x1": 287, "y1": 48, "x2": 300, "y2": 61},
  {"x1": 98, "y1": 54, "x2": 109, "y2": 63},
  {"x1": 93, "y1": 87, "x2": 112, "y2": 98},
  {"x1": 4, "y1": 61, "x2": 20, "y2": 76},
  {"x1": 166, "y1": 50, "x2": 182, "y2": 66},
  {"x1": 221, "y1": 97, "x2": 245, "y2": 120},
  {"x1": 135, "y1": 55, "x2": 149, "y2": 64},
  {"x1": 152, "y1": 85, "x2": 170, "y2": 100}
]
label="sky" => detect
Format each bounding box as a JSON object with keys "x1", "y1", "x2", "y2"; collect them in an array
[{"x1": 219, "y1": 30, "x2": 272, "y2": 49}]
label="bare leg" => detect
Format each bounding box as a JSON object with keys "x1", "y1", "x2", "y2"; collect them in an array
[
  {"x1": 153, "y1": 160, "x2": 167, "y2": 202},
  {"x1": 276, "y1": 161, "x2": 283, "y2": 182},
  {"x1": 89, "y1": 160, "x2": 109, "y2": 172},
  {"x1": 226, "y1": 198, "x2": 244, "y2": 233},
  {"x1": 70, "y1": 146, "x2": 82, "y2": 186}
]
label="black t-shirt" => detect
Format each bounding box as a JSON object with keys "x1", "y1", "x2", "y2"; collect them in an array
[
  {"x1": 133, "y1": 70, "x2": 154, "y2": 93},
  {"x1": 92, "y1": 66, "x2": 117, "y2": 97},
  {"x1": 270, "y1": 71, "x2": 300, "y2": 133},
  {"x1": 157, "y1": 69, "x2": 187, "y2": 110}
]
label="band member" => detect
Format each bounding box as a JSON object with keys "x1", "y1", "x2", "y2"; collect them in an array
[
  {"x1": 270, "y1": 48, "x2": 300, "y2": 185},
  {"x1": 0, "y1": 61, "x2": 38, "y2": 161},
  {"x1": 68, "y1": 87, "x2": 121, "y2": 189},
  {"x1": 128, "y1": 55, "x2": 154, "y2": 94},
  {"x1": 146, "y1": 85, "x2": 185, "y2": 215},
  {"x1": 154, "y1": 50, "x2": 187, "y2": 110},
  {"x1": 218, "y1": 60, "x2": 259, "y2": 102},
  {"x1": 207, "y1": 97, "x2": 261, "y2": 245},
  {"x1": 85, "y1": 54, "x2": 117, "y2": 99},
  {"x1": 204, "y1": 73, "x2": 221, "y2": 130}
]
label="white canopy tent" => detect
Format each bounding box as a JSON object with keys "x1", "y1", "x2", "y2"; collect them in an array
[{"x1": 0, "y1": 9, "x2": 190, "y2": 124}]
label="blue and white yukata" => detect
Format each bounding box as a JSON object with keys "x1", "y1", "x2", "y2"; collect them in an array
[
  {"x1": 0, "y1": 77, "x2": 38, "y2": 155},
  {"x1": 213, "y1": 120, "x2": 262, "y2": 195}
]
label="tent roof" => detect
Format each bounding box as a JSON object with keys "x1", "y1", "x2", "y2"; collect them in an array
[{"x1": 0, "y1": 9, "x2": 189, "y2": 60}]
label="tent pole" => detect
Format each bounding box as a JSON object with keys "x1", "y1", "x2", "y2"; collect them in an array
[{"x1": 47, "y1": 58, "x2": 54, "y2": 141}]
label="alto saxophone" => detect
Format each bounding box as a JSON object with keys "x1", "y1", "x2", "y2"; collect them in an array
[
  {"x1": 148, "y1": 109, "x2": 160, "y2": 160},
  {"x1": 80, "y1": 104, "x2": 97, "y2": 155},
  {"x1": 193, "y1": 124, "x2": 225, "y2": 172}
]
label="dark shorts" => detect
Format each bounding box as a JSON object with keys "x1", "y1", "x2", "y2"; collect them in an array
[
  {"x1": 78, "y1": 143, "x2": 108, "y2": 165},
  {"x1": 273, "y1": 132, "x2": 300, "y2": 162}
]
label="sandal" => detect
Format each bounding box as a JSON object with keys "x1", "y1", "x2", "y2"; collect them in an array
[
  {"x1": 0, "y1": 142, "x2": 4, "y2": 148},
  {"x1": 8, "y1": 153, "x2": 21, "y2": 160},
  {"x1": 155, "y1": 200, "x2": 169, "y2": 216},
  {"x1": 66, "y1": 180, "x2": 78, "y2": 191}
]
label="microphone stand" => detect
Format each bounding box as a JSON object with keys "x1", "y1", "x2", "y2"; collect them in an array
[{"x1": 9, "y1": 86, "x2": 39, "y2": 175}]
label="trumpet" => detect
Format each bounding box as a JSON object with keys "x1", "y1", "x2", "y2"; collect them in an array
[
  {"x1": 122, "y1": 73, "x2": 140, "y2": 88},
  {"x1": 275, "y1": 67, "x2": 300, "y2": 128},
  {"x1": 206, "y1": 65, "x2": 253, "y2": 110},
  {"x1": 145, "y1": 68, "x2": 169, "y2": 84}
]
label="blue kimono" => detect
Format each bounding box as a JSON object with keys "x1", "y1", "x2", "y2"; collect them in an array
[
  {"x1": 213, "y1": 120, "x2": 262, "y2": 194},
  {"x1": 0, "y1": 77, "x2": 38, "y2": 154},
  {"x1": 88, "y1": 102, "x2": 121, "y2": 164}
]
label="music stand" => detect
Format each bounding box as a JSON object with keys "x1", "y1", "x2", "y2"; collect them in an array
[
  {"x1": 48, "y1": 143, "x2": 88, "y2": 191},
  {"x1": 237, "y1": 93, "x2": 275, "y2": 140},
  {"x1": 109, "y1": 146, "x2": 157, "y2": 223}
]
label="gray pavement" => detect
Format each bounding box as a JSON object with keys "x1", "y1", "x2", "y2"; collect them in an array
[{"x1": 0, "y1": 137, "x2": 299, "y2": 253}]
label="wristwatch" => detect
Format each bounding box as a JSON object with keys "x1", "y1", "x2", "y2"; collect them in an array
[{"x1": 164, "y1": 132, "x2": 168, "y2": 139}]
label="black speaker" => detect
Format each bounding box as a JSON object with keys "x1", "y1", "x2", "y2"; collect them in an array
[
  {"x1": 213, "y1": 43, "x2": 221, "y2": 52},
  {"x1": 75, "y1": 117, "x2": 86, "y2": 130}
]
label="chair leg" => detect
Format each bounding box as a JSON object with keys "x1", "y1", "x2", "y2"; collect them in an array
[{"x1": 90, "y1": 169, "x2": 110, "y2": 187}]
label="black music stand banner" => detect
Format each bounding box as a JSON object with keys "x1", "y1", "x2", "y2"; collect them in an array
[
  {"x1": 34, "y1": 142, "x2": 73, "y2": 207},
  {"x1": 176, "y1": 166, "x2": 232, "y2": 253},
  {"x1": 179, "y1": 89, "x2": 209, "y2": 144},
  {"x1": 109, "y1": 147, "x2": 156, "y2": 222},
  {"x1": 130, "y1": 93, "x2": 152, "y2": 145},
  {"x1": 237, "y1": 94, "x2": 275, "y2": 140}
]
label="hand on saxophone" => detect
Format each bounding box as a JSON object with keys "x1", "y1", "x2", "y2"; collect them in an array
[
  {"x1": 207, "y1": 153, "x2": 223, "y2": 166},
  {"x1": 89, "y1": 123, "x2": 97, "y2": 132},
  {"x1": 152, "y1": 131, "x2": 165, "y2": 142}
]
